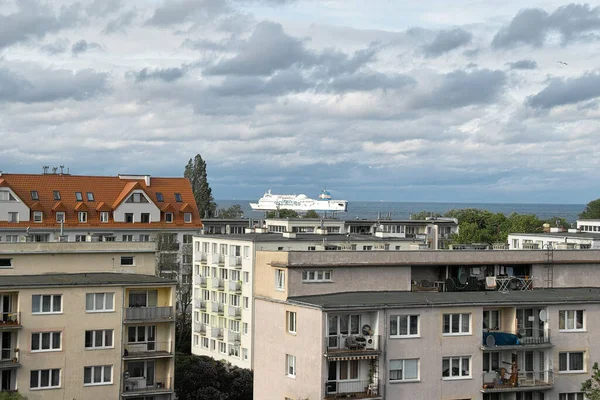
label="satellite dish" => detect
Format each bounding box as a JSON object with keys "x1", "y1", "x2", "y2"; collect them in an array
[
  {"x1": 539, "y1": 310, "x2": 548, "y2": 322},
  {"x1": 458, "y1": 267, "x2": 468, "y2": 285},
  {"x1": 362, "y1": 324, "x2": 372, "y2": 336},
  {"x1": 486, "y1": 334, "x2": 496, "y2": 347}
]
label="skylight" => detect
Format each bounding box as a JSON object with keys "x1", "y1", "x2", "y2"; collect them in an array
[
  {"x1": 156, "y1": 192, "x2": 164, "y2": 202},
  {"x1": 31, "y1": 190, "x2": 39, "y2": 200},
  {"x1": 174, "y1": 193, "x2": 182, "y2": 202},
  {"x1": 53, "y1": 191, "x2": 61, "y2": 200},
  {"x1": 75, "y1": 192, "x2": 83, "y2": 201},
  {"x1": 87, "y1": 192, "x2": 94, "y2": 201}
]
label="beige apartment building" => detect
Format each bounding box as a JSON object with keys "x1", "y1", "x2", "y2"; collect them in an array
[
  {"x1": 253, "y1": 250, "x2": 600, "y2": 400},
  {"x1": 0, "y1": 242, "x2": 176, "y2": 399}
]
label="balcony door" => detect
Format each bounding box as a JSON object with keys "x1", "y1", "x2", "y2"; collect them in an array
[
  {"x1": 516, "y1": 308, "x2": 545, "y2": 340},
  {"x1": 128, "y1": 325, "x2": 156, "y2": 351},
  {"x1": 327, "y1": 360, "x2": 359, "y2": 393},
  {"x1": 328, "y1": 314, "x2": 360, "y2": 348},
  {"x1": 1, "y1": 295, "x2": 11, "y2": 321},
  {"x1": 1, "y1": 332, "x2": 11, "y2": 360},
  {"x1": 128, "y1": 360, "x2": 155, "y2": 387},
  {"x1": 129, "y1": 290, "x2": 158, "y2": 308},
  {"x1": 1, "y1": 370, "x2": 11, "y2": 391}
]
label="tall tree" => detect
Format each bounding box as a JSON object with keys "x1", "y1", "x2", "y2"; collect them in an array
[
  {"x1": 580, "y1": 198, "x2": 600, "y2": 219},
  {"x1": 185, "y1": 154, "x2": 216, "y2": 218},
  {"x1": 582, "y1": 362, "x2": 600, "y2": 400}
]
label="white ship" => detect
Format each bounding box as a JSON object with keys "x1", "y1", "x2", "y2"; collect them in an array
[{"x1": 250, "y1": 189, "x2": 348, "y2": 212}]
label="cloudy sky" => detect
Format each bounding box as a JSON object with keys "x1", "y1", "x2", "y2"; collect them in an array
[{"x1": 1, "y1": 0, "x2": 600, "y2": 203}]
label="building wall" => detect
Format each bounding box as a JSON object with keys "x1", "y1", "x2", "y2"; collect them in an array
[
  {"x1": 532, "y1": 263, "x2": 600, "y2": 288},
  {"x1": 112, "y1": 191, "x2": 161, "y2": 223},
  {"x1": 253, "y1": 298, "x2": 324, "y2": 400},
  {"x1": 254, "y1": 251, "x2": 289, "y2": 301},
  {"x1": 0, "y1": 188, "x2": 30, "y2": 222}
]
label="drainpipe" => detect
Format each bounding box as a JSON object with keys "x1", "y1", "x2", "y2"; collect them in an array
[{"x1": 382, "y1": 308, "x2": 387, "y2": 400}]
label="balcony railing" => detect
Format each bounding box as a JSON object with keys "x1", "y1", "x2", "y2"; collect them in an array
[
  {"x1": 482, "y1": 328, "x2": 551, "y2": 348},
  {"x1": 124, "y1": 307, "x2": 174, "y2": 322},
  {"x1": 228, "y1": 306, "x2": 241, "y2": 319},
  {"x1": 325, "y1": 380, "x2": 379, "y2": 398},
  {"x1": 228, "y1": 280, "x2": 242, "y2": 293},
  {"x1": 194, "y1": 299, "x2": 206, "y2": 310},
  {"x1": 481, "y1": 370, "x2": 553, "y2": 392},
  {"x1": 228, "y1": 331, "x2": 241, "y2": 344},
  {"x1": 159, "y1": 242, "x2": 179, "y2": 251},
  {"x1": 0, "y1": 348, "x2": 20, "y2": 367},
  {"x1": 197, "y1": 252, "x2": 207, "y2": 261},
  {"x1": 123, "y1": 341, "x2": 172, "y2": 357},
  {"x1": 194, "y1": 323, "x2": 206, "y2": 334},
  {"x1": 209, "y1": 253, "x2": 224, "y2": 265},
  {"x1": 229, "y1": 255, "x2": 242, "y2": 269},
  {"x1": 195, "y1": 275, "x2": 207, "y2": 287},
  {"x1": 0, "y1": 312, "x2": 21, "y2": 328},
  {"x1": 123, "y1": 376, "x2": 173, "y2": 395},
  {"x1": 211, "y1": 302, "x2": 224, "y2": 315},
  {"x1": 212, "y1": 278, "x2": 224, "y2": 290},
  {"x1": 326, "y1": 335, "x2": 381, "y2": 354},
  {"x1": 211, "y1": 327, "x2": 224, "y2": 339}
]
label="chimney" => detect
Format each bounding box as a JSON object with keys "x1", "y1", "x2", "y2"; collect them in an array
[{"x1": 145, "y1": 175, "x2": 151, "y2": 186}]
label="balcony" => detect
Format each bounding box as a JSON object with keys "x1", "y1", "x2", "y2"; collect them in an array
[
  {"x1": 482, "y1": 328, "x2": 552, "y2": 350},
  {"x1": 123, "y1": 341, "x2": 173, "y2": 359},
  {"x1": 160, "y1": 242, "x2": 180, "y2": 252},
  {"x1": 0, "y1": 349, "x2": 21, "y2": 369},
  {"x1": 228, "y1": 255, "x2": 242, "y2": 269},
  {"x1": 211, "y1": 302, "x2": 224, "y2": 315},
  {"x1": 228, "y1": 280, "x2": 242, "y2": 293},
  {"x1": 228, "y1": 331, "x2": 241, "y2": 344},
  {"x1": 124, "y1": 307, "x2": 174, "y2": 323},
  {"x1": 481, "y1": 370, "x2": 553, "y2": 393},
  {"x1": 325, "y1": 380, "x2": 380, "y2": 399},
  {"x1": 209, "y1": 253, "x2": 224, "y2": 265},
  {"x1": 122, "y1": 376, "x2": 173, "y2": 397},
  {"x1": 325, "y1": 335, "x2": 381, "y2": 358},
  {"x1": 211, "y1": 278, "x2": 224, "y2": 290},
  {"x1": 228, "y1": 306, "x2": 241, "y2": 319},
  {"x1": 197, "y1": 252, "x2": 207, "y2": 262},
  {"x1": 211, "y1": 327, "x2": 224, "y2": 339},
  {"x1": 194, "y1": 299, "x2": 206, "y2": 310},
  {"x1": 0, "y1": 312, "x2": 21, "y2": 330},
  {"x1": 194, "y1": 323, "x2": 206, "y2": 334},
  {"x1": 195, "y1": 275, "x2": 207, "y2": 287}
]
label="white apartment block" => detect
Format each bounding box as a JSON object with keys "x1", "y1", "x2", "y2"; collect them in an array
[{"x1": 508, "y1": 219, "x2": 600, "y2": 250}]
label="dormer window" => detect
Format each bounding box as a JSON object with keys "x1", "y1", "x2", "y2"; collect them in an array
[
  {"x1": 75, "y1": 192, "x2": 83, "y2": 201},
  {"x1": 184, "y1": 213, "x2": 192, "y2": 223},
  {"x1": 0, "y1": 191, "x2": 16, "y2": 201},
  {"x1": 78, "y1": 212, "x2": 88, "y2": 223},
  {"x1": 33, "y1": 211, "x2": 43, "y2": 223},
  {"x1": 100, "y1": 212, "x2": 109, "y2": 223},
  {"x1": 86, "y1": 192, "x2": 94, "y2": 201},
  {"x1": 165, "y1": 213, "x2": 174, "y2": 223},
  {"x1": 156, "y1": 192, "x2": 164, "y2": 202},
  {"x1": 174, "y1": 193, "x2": 182, "y2": 202},
  {"x1": 53, "y1": 191, "x2": 61, "y2": 200},
  {"x1": 56, "y1": 212, "x2": 65, "y2": 223},
  {"x1": 31, "y1": 191, "x2": 39, "y2": 200},
  {"x1": 126, "y1": 193, "x2": 149, "y2": 203}
]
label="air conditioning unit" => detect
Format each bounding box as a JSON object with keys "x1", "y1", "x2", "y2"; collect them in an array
[{"x1": 364, "y1": 335, "x2": 376, "y2": 349}]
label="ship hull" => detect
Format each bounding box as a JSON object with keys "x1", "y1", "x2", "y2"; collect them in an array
[{"x1": 250, "y1": 200, "x2": 347, "y2": 212}]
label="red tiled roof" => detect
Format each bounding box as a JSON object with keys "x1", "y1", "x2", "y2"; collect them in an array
[
  {"x1": 30, "y1": 202, "x2": 44, "y2": 211},
  {"x1": 0, "y1": 173, "x2": 203, "y2": 229},
  {"x1": 161, "y1": 203, "x2": 176, "y2": 212}
]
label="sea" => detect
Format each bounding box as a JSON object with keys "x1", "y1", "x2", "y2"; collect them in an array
[{"x1": 215, "y1": 200, "x2": 585, "y2": 224}]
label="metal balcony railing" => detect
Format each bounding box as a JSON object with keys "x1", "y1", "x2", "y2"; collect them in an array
[
  {"x1": 482, "y1": 328, "x2": 551, "y2": 347},
  {"x1": 194, "y1": 299, "x2": 206, "y2": 310},
  {"x1": 228, "y1": 306, "x2": 241, "y2": 319},
  {"x1": 326, "y1": 335, "x2": 381, "y2": 353},
  {"x1": 325, "y1": 380, "x2": 378, "y2": 398},
  {"x1": 211, "y1": 327, "x2": 223, "y2": 339},
  {"x1": 209, "y1": 253, "x2": 224, "y2": 265},
  {"x1": 123, "y1": 341, "x2": 172, "y2": 357},
  {"x1": 211, "y1": 302, "x2": 224, "y2": 315},
  {"x1": 195, "y1": 275, "x2": 207, "y2": 286},
  {"x1": 123, "y1": 376, "x2": 173, "y2": 394},
  {"x1": 197, "y1": 252, "x2": 207, "y2": 261},
  {"x1": 194, "y1": 323, "x2": 206, "y2": 334},
  {"x1": 0, "y1": 311, "x2": 21, "y2": 328},
  {"x1": 124, "y1": 307, "x2": 174, "y2": 322},
  {"x1": 228, "y1": 331, "x2": 241, "y2": 343},
  {"x1": 0, "y1": 348, "x2": 20, "y2": 366},
  {"x1": 229, "y1": 255, "x2": 242, "y2": 268},
  {"x1": 211, "y1": 278, "x2": 224, "y2": 290},
  {"x1": 481, "y1": 370, "x2": 553, "y2": 391},
  {"x1": 228, "y1": 280, "x2": 242, "y2": 292}
]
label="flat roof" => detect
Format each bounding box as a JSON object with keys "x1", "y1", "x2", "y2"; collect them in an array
[
  {"x1": 288, "y1": 287, "x2": 600, "y2": 309},
  {"x1": 0, "y1": 242, "x2": 157, "y2": 254},
  {"x1": 0, "y1": 273, "x2": 176, "y2": 288},
  {"x1": 510, "y1": 231, "x2": 600, "y2": 239},
  {"x1": 195, "y1": 233, "x2": 419, "y2": 242}
]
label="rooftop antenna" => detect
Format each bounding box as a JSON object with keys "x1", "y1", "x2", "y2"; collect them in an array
[
  {"x1": 42, "y1": 165, "x2": 49, "y2": 174},
  {"x1": 59, "y1": 165, "x2": 64, "y2": 174},
  {"x1": 51, "y1": 166, "x2": 58, "y2": 174}
]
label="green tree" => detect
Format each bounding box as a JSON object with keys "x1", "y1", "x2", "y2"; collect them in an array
[
  {"x1": 410, "y1": 211, "x2": 443, "y2": 220},
  {"x1": 266, "y1": 209, "x2": 299, "y2": 218},
  {"x1": 582, "y1": 362, "x2": 600, "y2": 400},
  {"x1": 303, "y1": 210, "x2": 320, "y2": 218},
  {"x1": 217, "y1": 204, "x2": 244, "y2": 219},
  {"x1": 0, "y1": 392, "x2": 28, "y2": 400},
  {"x1": 580, "y1": 198, "x2": 600, "y2": 219},
  {"x1": 184, "y1": 154, "x2": 217, "y2": 218}
]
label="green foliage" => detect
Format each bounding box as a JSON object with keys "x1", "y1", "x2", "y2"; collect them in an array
[
  {"x1": 184, "y1": 154, "x2": 217, "y2": 218},
  {"x1": 410, "y1": 211, "x2": 442, "y2": 220},
  {"x1": 175, "y1": 312, "x2": 191, "y2": 354},
  {"x1": 175, "y1": 353, "x2": 252, "y2": 400},
  {"x1": 0, "y1": 392, "x2": 28, "y2": 400},
  {"x1": 580, "y1": 198, "x2": 600, "y2": 219},
  {"x1": 217, "y1": 204, "x2": 244, "y2": 219},
  {"x1": 581, "y1": 362, "x2": 600, "y2": 400},
  {"x1": 303, "y1": 210, "x2": 320, "y2": 218},
  {"x1": 266, "y1": 209, "x2": 299, "y2": 218}
]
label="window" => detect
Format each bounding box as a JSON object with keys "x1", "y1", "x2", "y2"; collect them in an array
[
  {"x1": 8, "y1": 212, "x2": 18, "y2": 223},
  {"x1": 559, "y1": 310, "x2": 584, "y2": 331},
  {"x1": 243, "y1": 323, "x2": 248, "y2": 335},
  {"x1": 202, "y1": 337, "x2": 209, "y2": 349},
  {"x1": 31, "y1": 190, "x2": 39, "y2": 200},
  {"x1": 275, "y1": 269, "x2": 285, "y2": 290},
  {"x1": 443, "y1": 313, "x2": 470, "y2": 335},
  {"x1": 219, "y1": 342, "x2": 227, "y2": 354},
  {"x1": 442, "y1": 356, "x2": 470, "y2": 379},
  {"x1": 559, "y1": 352, "x2": 584, "y2": 372},
  {"x1": 5, "y1": 235, "x2": 18, "y2": 242},
  {"x1": 165, "y1": 212, "x2": 173, "y2": 223},
  {"x1": 84, "y1": 365, "x2": 112, "y2": 385},
  {"x1": 32, "y1": 294, "x2": 62, "y2": 314},
  {"x1": 483, "y1": 352, "x2": 499, "y2": 373},
  {"x1": 175, "y1": 193, "x2": 182, "y2": 202},
  {"x1": 139, "y1": 234, "x2": 150, "y2": 242},
  {"x1": 75, "y1": 192, "x2": 83, "y2": 201},
  {"x1": 33, "y1": 211, "x2": 43, "y2": 222},
  {"x1": 56, "y1": 212, "x2": 65, "y2": 223},
  {"x1": 86, "y1": 293, "x2": 115, "y2": 312},
  {"x1": 308, "y1": 246, "x2": 316, "y2": 251},
  {"x1": 242, "y1": 348, "x2": 248, "y2": 360},
  {"x1": 0, "y1": 258, "x2": 12, "y2": 268},
  {"x1": 125, "y1": 213, "x2": 134, "y2": 223},
  {"x1": 156, "y1": 192, "x2": 164, "y2": 202},
  {"x1": 183, "y1": 234, "x2": 193, "y2": 243},
  {"x1": 287, "y1": 311, "x2": 296, "y2": 334},
  {"x1": 230, "y1": 294, "x2": 240, "y2": 307},
  {"x1": 126, "y1": 193, "x2": 149, "y2": 203},
  {"x1": 243, "y1": 271, "x2": 249, "y2": 284},
  {"x1": 230, "y1": 320, "x2": 240, "y2": 332},
  {"x1": 31, "y1": 332, "x2": 62, "y2": 351},
  {"x1": 121, "y1": 256, "x2": 135, "y2": 266},
  {"x1": 302, "y1": 270, "x2": 332, "y2": 282},
  {"x1": 184, "y1": 213, "x2": 192, "y2": 223},
  {"x1": 390, "y1": 359, "x2": 419, "y2": 381},
  {"x1": 78, "y1": 212, "x2": 87, "y2": 223},
  {"x1": 390, "y1": 315, "x2": 419, "y2": 337},
  {"x1": 286, "y1": 354, "x2": 296, "y2": 377},
  {"x1": 122, "y1": 235, "x2": 134, "y2": 242},
  {"x1": 128, "y1": 290, "x2": 157, "y2": 308},
  {"x1": 30, "y1": 369, "x2": 60, "y2": 389},
  {"x1": 244, "y1": 246, "x2": 250, "y2": 258},
  {"x1": 141, "y1": 213, "x2": 150, "y2": 223},
  {"x1": 53, "y1": 191, "x2": 61, "y2": 200},
  {"x1": 127, "y1": 326, "x2": 155, "y2": 344},
  {"x1": 559, "y1": 394, "x2": 584, "y2": 400},
  {"x1": 75, "y1": 235, "x2": 87, "y2": 242},
  {"x1": 483, "y1": 310, "x2": 500, "y2": 331},
  {"x1": 243, "y1": 296, "x2": 249, "y2": 309},
  {"x1": 229, "y1": 345, "x2": 240, "y2": 357},
  {"x1": 85, "y1": 330, "x2": 113, "y2": 349}
]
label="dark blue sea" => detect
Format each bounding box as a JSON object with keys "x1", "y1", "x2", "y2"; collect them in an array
[{"x1": 215, "y1": 200, "x2": 585, "y2": 223}]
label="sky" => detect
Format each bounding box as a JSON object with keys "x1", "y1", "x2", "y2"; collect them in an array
[{"x1": 1, "y1": 0, "x2": 600, "y2": 203}]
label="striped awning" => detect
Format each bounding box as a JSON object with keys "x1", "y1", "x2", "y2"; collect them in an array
[{"x1": 328, "y1": 354, "x2": 378, "y2": 361}]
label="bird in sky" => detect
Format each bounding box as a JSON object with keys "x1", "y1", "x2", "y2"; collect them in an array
[{"x1": 557, "y1": 61, "x2": 568, "y2": 66}]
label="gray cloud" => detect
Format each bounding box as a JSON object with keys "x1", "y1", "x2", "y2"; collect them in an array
[
  {"x1": 40, "y1": 38, "x2": 70, "y2": 55},
  {"x1": 527, "y1": 73, "x2": 600, "y2": 109},
  {"x1": 71, "y1": 40, "x2": 102, "y2": 55},
  {"x1": 319, "y1": 72, "x2": 415, "y2": 93},
  {"x1": 423, "y1": 28, "x2": 472, "y2": 57},
  {"x1": 492, "y1": 4, "x2": 600, "y2": 48},
  {"x1": 146, "y1": 0, "x2": 229, "y2": 27},
  {"x1": 132, "y1": 67, "x2": 186, "y2": 82},
  {"x1": 86, "y1": 0, "x2": 123, "y2": 17},
  {"x1": 103, "y1": 10, "x2": 137, "y2": 34},
  {"x1": 414, "y1": 69, "x2": 507, "y2": 109},
  {"x1": 210, "y1": 70, "x2": 309, "y2": 97},
  {"x1": 0, "y1": 66, "x2": 109, "y2": 103},
  {"x1": 508, "y1": 59, "x2": 538, "y2": 70}
]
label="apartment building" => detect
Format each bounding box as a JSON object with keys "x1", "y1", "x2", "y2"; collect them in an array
[
  {"x1": 190, "y1": 232, "x2": 431, "y2": 369},
  {"x1": 508, "y1": 219, "x2": 600, "y2": 250},
  {"x1": 253, "y1": 250, "x2": 600, "y2": 400},
  {"x1": 0, "y1": 272, "x2": 176, "y2": 400}
]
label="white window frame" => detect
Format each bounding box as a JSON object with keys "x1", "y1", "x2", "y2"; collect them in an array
[
  {"x1": 78, "y1": 211, "x2": 87, "y2": 223},
  {"x1": 389, "y1": 358, "x2": 420, "y2": 382},
  {"x1": 287, "y1": 311, "x2": 297, "y2": 334},
  {"x1": 184, "y1": 212, "x2": 192, "y2": 223},
  {"x1": 443, "y1": 313, "x2": 471, "y2": 335},
  {"x1": 301, "y1": 270, "x2": 332, "y2": 282},
  {"x1": 120, "y1": 256, "x2": 135, "y2": 266},
  {"x1": 32, "y1": 294, "x2": 62, "y2": 314},
  {"x1": 286, "y1": 354, "x2": 296, "y2": 378},
  {"x1": 559, "y1": 310, "x2": 585, "y2": 332},
  {"x1": 390, "y1": 315, "x2": 419, "y2": 338},
  {"x1": 243, "y1": 271, "x2": 250, "y2": 284},
  {"x1": 242, "y1": 348, "x2": 249, "y2": 360},
  {"x1": 100, "y1": 212, "x2": 109, "y2": 223},
  {"x1": 30, "y1": 369, "x2": 61, "y2": 390},
  {"x1": 559, "y1": 351, "x2": 585, "y2": 373},
  {"x1": 442, "y1": 356, "x2": 471, "y2": 380},
  {"x1": 243, "y1": 296, "x2": 249, "y2": 309},
  {"x1": 55, "y1": 212, "x2": 65, "y2": 223},
  {"x1": 219, "y1": 341, "x2": 227, "y2": 354},
  {"x1": 559, "y1": 393, "x2": 584, "y2": 400},
  {"x1": 201, "y1": 337, "x2": 209, "y2": 349},
  {"x1": 33, "y1": 211, "x2": 43, "y2": 223},
  {"x1": 275, "y1": 269, "x2": 285, "y2": 291},
  {"x1": 85, "y1": 329, "x2": 114, "y2": 349},
  {"x1": 243, "y1": 322, "x2": 248, "y2": 335},
  {"x1": 8, "y1": 212, "x2": 18, "y2": 223},
  {"x1": 83, "y1": 365, "x2": 112, "y2": 386},
  {"x1": 230, "y1": 294, "x2": 240, "y2": 307},
  {"x1": 31, "y1": 331, "x2": 62, "y2": 352},
  {"x1": 85, "y1": 293, "x2": 115, "y2": 313},
  {"x1": 165, "y1": 212, "x2": 174, "y2": 223}
]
